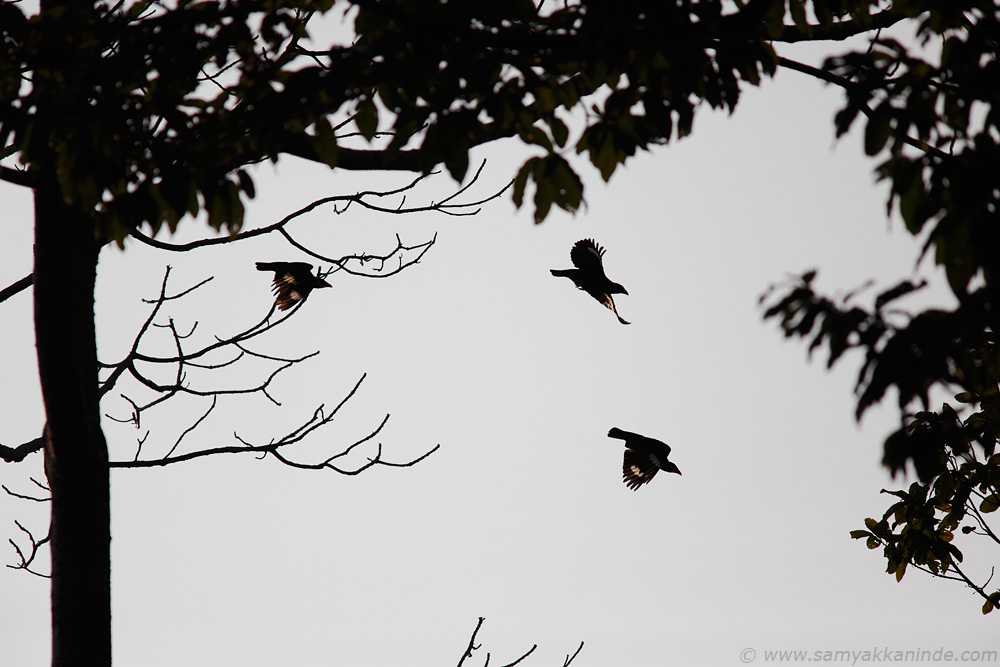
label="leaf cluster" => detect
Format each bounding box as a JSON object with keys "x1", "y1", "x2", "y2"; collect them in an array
[
  {"x1": 758, "y1": 1, "x2": 1000, "y2": 612},
  {"x1": 2, "y1": 0, "x2": 339, "y2": 242},
  {"x1": 347, "y1": 0, "x2": 784, "y2": 220},
  {"x1": 849, "y1": 439, "x2": 1000, "y2": 613},
  {"x1": 1, "y1": 0, "x2": 791, "y2": 235},
  {"x1": 764, "y1": 270, "x2": 1000, "y2": 609},
  {"x1": 763, "y1": 273, "x2": 1000, "y2": 472},
  {"x1": 826, "y1": 0, "x2": 1000, "y2": 295}
]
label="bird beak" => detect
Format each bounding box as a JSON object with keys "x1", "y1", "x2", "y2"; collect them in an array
[{"x1": 318, "y1": 278, "x2": 332, "y2": 288}]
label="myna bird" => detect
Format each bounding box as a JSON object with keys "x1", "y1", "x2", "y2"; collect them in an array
[
  {"x1": 607, "y1": 427, "x2": 681, "y2": 490},
  {"x1": 256, "y1": 261, "x2": 331, "y2": 311},
  {"x1": 550, "y1": 238, "x2": 630, "y2": 324}
]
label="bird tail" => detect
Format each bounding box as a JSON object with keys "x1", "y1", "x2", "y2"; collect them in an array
[
  {"x1": 613, "y1": 308, "x2": 631, "y2": 325},
  {"x1": 255, "y1": 262, "x2": 278, "y2": 272},
  {"x1": 608, "y1": 427, "x2": 638, "y2": 441}
]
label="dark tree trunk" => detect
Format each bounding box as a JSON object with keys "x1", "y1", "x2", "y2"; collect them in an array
[{"x1": 34, "y1": 179, "x2": 112, "y2": 667}]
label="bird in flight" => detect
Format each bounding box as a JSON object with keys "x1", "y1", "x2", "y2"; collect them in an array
[
  {"x1": 550, "y1": 238, "x2": 630, "y2": 324},
  {"x1": 256, "y1": 261, "x2": 331, "y2": 311},
  {"x1": 607, "y1": 427, "x2": 681, "y2": 490}
]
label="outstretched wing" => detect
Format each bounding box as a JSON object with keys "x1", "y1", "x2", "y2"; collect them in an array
[
  {"x1": 257, "y1": 262, "x2": 318, "y2": 311},
  {"x1": 622, "y1": 449, "x2": 660, "y2": 490},
  {"x1": 270, "y1": 277, "x2": 308, "y2": 310},
  {"x1": 637, "y1": 434, "x2": 671, "y2": 457},
  {"x1": 608, "y1": 428, "x2": 670, "y2": 455},
  {"x1": 256, "y1": 261, "x2": 316, "y2": 275},
  {"x1": 569, "y1": 239, "x2": 607, "y2": 276}
]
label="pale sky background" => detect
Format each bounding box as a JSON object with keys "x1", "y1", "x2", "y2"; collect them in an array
[{"x1": 2, "y1": 17, "x2": 999, "y2": 667}]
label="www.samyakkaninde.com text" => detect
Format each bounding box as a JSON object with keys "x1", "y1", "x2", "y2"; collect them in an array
[{"x1": 739, "y1": 647, "x2": 998, "y2": 664}]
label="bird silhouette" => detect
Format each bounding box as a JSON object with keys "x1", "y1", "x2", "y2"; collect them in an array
[
  {"x1": 256, "y1": 261, "x2": 331, "y2": 311},
  {"x1": 607, "y1": 427, "x2": 681, "y2": 490},
  {"x1": 550, "y1": 238, "x2": 630, "y2": 324}
]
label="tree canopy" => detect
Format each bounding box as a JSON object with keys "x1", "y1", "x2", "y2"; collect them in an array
[{"x1": 2, "y1": 0, "x2": 1000, "y2": 664}]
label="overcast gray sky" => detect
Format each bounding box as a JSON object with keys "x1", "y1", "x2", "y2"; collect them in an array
[{"x1": 2, "y1": 20, "x2": 998, "y2": 667}]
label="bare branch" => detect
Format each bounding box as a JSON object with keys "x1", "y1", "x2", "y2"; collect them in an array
[
  {"x1": 563, "y1": 642, "x2": 584, "y2": 667},
  {"x1": 776, "y1": 56, "x2": 948, "y2": 160},
  {"x1": 499, "y1": 644, "x2": 538, "y2": 667},
  {"x1": 293, "y1": 232, "x2": 437, "y2": 279},
  {"x1": 7, "y1": 520, "x2": 50, "y2": 578},
  {"x1": 774, "y1": 9, "x2": 908, "y2": 43},
  {"x1": 2, "y1": 477, "x2": 51, "y2": 502},
  {"x1": 948, "y1": 561, "x2": 998, "y2": 608},
  {"x1": 457, "y1": 617, "x2": 486, "y2": 667},
  {"x1": 91, "y1": 260, "x2": 436, "y2": 478},
  {"x1": 0, "y1": 165, "x2": 32, "y2": 188},
  {"x1": 963, "y1": 500, "x2": 1000, "y2": 548},
  {"x1": 128, "y1": 161, "x2": 500, "y2": 254},
  {"x1": 0, "y1": 436, "x2": 44, "y2": 463},
  {"x1": 455, "y1": 617, "x2": 578, "y2": 667},
  {"x1": 107, "y1": 373, "x2": 439, "y2": 475},
  {"x1": 163, "y1": 396, "x2": 217, "y2": 459},
  {"x1": 0, "y1": 273, "x2": 32, "y2": 305}
]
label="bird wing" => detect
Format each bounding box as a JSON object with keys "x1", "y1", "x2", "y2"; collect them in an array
[
  {"x1": 256, "y1": 261, "x2": 315, "y2": 275},
  {"x1": 257, "y1": 262, "x2": 318, "y2": 311},
  {"x1": 608, "y1": 427, "x2": 641, "y2": 442},
  {"x1": 643, "y1": 435, "x2": 671, "y2": 457},
  {"x1": 622, "y1": 449, "x2": 660, "y2": 490},
  {"x1": 569, "y1": 239, "x2": 608, "y2": 275},
  {"x1": 609, "y1": 428, "x2": 670, "y2": 455},
  {"x1": 283, "y1": 263, "x2": 318, "y2": 283},
  {"x1": 271, "y1": 277, "x2": 307, "y2": 310}
]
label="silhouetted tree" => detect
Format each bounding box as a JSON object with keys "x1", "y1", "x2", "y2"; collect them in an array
[
  {"x1": 3, "y1": 1, "x2": 999, "y2": 665},
  {"x1": 758, "y1": 1, "x2": 1000, "y2": 614}
]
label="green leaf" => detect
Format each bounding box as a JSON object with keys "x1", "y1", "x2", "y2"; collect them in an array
[
  {"x1": 533, "y1": 175, "x2": 554, "y2": 223},
  {"x1": 535, "y1": 87, "x2": 557, "y2": 114},
  {"x1": 864, "y1": 102, "x2": 892, "y2": 156},
  {"x1": 355, "y1": 98, "x2": 379, "y2": 142},
  {"x1": 788, "y1": 0, "x2": 809, "y2": 33},
  {"x1": 547, "y1": 156, "x2": 583, "y2": 214},
  {"x1": 313, "y1": 118, "x2": 339, "y2": 167},
  {"x1": 236, "y1": 169, "x2": 256, "y2": 199},
  {"x1": 595, "y1": 132, "x2": 618, "y2": 182},
  {"x1": 935, "y1": 218, "x2": 977, "y2": 295},
  {"x1": 980, "y1": 494, "x2": 1000, "y2": 513},
  {"x1": 518, "y1": 125, "x2": 553, "y2": 152},
  {"x1": 549, "y1": 116, "x2": 569, "y2": 148},
  {"x1": 445, "y1": 145, "x2": 470, "y2": 183},
  {"x1": 511, "y1": 157, "x2": 538, "y2": 209}
]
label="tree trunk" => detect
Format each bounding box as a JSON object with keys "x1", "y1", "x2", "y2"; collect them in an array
[{"x1": 34, "y1": 180, "x2": 112, "y2": 667}]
